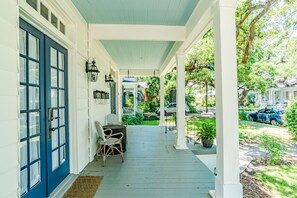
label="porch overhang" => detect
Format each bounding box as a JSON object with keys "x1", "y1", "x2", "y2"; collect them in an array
[
  {"x1": 70, "y1": 0, "x2": 243, "y2": 197},
  {"x1": 72, "y1": 0, "x2": 216, "y2": 75}
]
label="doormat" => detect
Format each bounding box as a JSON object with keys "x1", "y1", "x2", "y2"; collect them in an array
[{"x1": 63, "y1": 176, "x2": 103, "y2": 198}]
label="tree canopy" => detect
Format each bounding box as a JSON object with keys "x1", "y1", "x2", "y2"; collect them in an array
[
  {"x1": 137, "y1": 0, "x2": 297, "y2": 112},
  {"x1": 184, "y1": 0, "x2": 297, "y2": 105}
]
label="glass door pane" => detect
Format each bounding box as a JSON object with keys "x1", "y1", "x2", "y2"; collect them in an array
[
  {"x1": 46, "y1": 36, "x2": 69, "y2": 194},
  {"x1": 19, "y1": 22, "x2": 46, "y2": 198},
  {"x1": 49, "y1": 47, "x2": 67, "y2": 171}
]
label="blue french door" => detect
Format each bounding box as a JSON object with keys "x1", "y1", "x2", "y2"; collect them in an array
[
  {"x1": 45, "y1": 36, "x2": 69, "y2": 194},
  {"x1": 19, "y1": 19, "x2": 47, "y2": 198},
  {"x1": 19, "y1": 19, "x2": 69, "y2": 198}
]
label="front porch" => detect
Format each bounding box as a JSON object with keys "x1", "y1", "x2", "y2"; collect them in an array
[{"x1": 80, "y1": 126, "x2": 214, "y2": 197}]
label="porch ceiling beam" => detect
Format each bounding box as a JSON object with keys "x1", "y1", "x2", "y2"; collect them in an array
[
  {"x1": 160, "y1": 0, "x2": 215, "y2": 76},
  {"x1": 90, "y1": 24, "x2": 186, "y2": 41},
  {"x1": 119, "y1": 69, "x2": 160, "y2": 76}
]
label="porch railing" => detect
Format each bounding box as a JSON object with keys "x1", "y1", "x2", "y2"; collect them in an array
[{"x1": 165, "y1": 115, "x2": 200, "y2": 144}]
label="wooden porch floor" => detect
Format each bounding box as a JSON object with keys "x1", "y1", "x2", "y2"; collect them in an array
[{"x1": 81, "y1": 126, "x2": 215, "y2": 198}]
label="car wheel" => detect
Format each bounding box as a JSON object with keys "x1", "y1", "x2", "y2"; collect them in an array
[
  {"x1": 270, "y1": 119, "x2": 279, "y2": 126},
  {"x1": 247, "y1": 115, "x2": 254, "y2": 121}
]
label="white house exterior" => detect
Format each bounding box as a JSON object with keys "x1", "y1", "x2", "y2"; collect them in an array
[
  {"x1": 0, "y1": 0, "x2": 242, "y2": 197},
  {"x1": 256, "y1": 80, "x2": 297, "y2": 106}
]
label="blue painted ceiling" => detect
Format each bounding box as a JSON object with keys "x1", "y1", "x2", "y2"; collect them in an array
[
  {"x1": 100, "y1": 41, "x2": 174, "y2": 69},
  {"x1": 71, "y1": 0, "x2": 199, "y2": 26},
  {"x1": 71, "y1": 0, "x2": 200, "y2": 70}
]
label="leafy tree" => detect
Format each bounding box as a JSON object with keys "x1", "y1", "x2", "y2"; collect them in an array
[
  {"x1": 236, "y1": 0, "x2": 297, "y2": 104},
  {"x1": 184, "y1": 0, "x2": 297, "y2": 106},
  {"x1": 185, "y1": 30, "x2": 215, "y2": 111},
  {"x1": 139, "y1": 0, "x2": 297, "y2": 111}
]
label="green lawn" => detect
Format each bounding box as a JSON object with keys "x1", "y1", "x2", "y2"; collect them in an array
[
  {"x1": 255, "y1": 165, "x2": 297, "y2": 198},
  {"x1": 140, "y1": 120, "x2": 160, "y2": 126}
]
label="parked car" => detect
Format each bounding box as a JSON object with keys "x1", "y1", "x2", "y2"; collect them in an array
[
  {"x1": 246, "y1": 108, "x2": 284, "y2": 126},
  {"x1": 155, "y1": 102, "x2": 190, "y2": 115}
]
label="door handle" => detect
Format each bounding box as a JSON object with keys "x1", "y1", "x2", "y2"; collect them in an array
[
  {"x1": 49, "y1": 127, "x2": 58, "y2": 132},
  {"x1": 50, "y1": 116, "x2": 60, "y2": 121},
  {"x1": 49, "y1": 125, "x2": 58, "y2": 139}
]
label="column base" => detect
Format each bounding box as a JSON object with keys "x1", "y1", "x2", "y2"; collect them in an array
[
  {"x1": 209, "y1": 190, "x2": 215, "y2": 198},
  {"x1": 211, "y1": 179, "x2": 243, "y2": 198},
  {"x1": 159, "y1": 125, "x2": 166, "y2": 133},
  {"x1": 174, "y1": 144, "x2": 188, "y2": 150}
]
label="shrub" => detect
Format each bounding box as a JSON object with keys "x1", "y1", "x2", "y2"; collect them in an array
[
  {"x1": 258, "y1": 133, "x2": 286, "y2": 165},
  {"x1": 122, "y1": 111, "x2": 144, "y2": 125},
  {"x1": 238, "y1": 110, "x2": 248, "y2": 121},
  {"x1": 239, "y1": 131, "x2": 250, "y2": 141},
  {"x1": 285, "y1": 101, "x2": 297, "y2": 140},
  {"x1": 138, "y1": 101, "x2": 159, "y2": 113},
  {"x1": 188, "y1": 104, "x2": 198, "y2": 113},
  {"x1": 144, "y1": 115, "x2": 159, "y2": 121},
  {"x1": 201, "y1": 97, "x2": 216, "y2": 107}
]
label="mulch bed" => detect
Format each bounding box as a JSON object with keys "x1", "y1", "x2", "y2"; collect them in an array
[
  {"x1": 241, "y1": 172, "x2": 275, "y2": 198},
  {"x1": 241, "y1": 155, "x2": 297, "y2": 198}
]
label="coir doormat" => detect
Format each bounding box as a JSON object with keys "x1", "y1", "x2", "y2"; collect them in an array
[{"x1": 63, "y1": 176, "x2": 103, "y2": 198}]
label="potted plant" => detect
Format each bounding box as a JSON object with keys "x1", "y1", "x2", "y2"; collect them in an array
[{"x1": 196, "y1": 122, "x2": 216, "y2": 148}]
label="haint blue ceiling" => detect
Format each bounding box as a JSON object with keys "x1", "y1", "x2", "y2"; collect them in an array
[
  {"x1": 71, "y1": 0, "x2": 199, "y2": 26},
  {"x1": 100, "y1": 40, "x2": 175, "y2": 69}
]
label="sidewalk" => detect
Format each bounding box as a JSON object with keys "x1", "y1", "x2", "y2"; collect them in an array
[{"x1": 194, "y1": 144, "x2": 268, "y2": 173}]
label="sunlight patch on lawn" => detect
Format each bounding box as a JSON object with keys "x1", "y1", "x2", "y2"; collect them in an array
[{"x1": 255, "y1": 165, "x2": 297, "y2": 198}]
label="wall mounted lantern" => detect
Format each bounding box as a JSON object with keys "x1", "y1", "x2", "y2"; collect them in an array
[
  {"x1": 86, "y1": 59, "x2": 100, "y2": 82},
  {"x1": 105, "y1": 74, "x2": 115, "y2": 88}
]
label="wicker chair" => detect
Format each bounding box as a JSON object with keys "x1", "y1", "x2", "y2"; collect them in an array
[{"x1": 94, "y1": 121, "x2": 124, "y2": 166}]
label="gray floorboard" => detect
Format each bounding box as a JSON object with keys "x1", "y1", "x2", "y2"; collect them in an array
[{"x1": 82, "y1": 126, "x2": 215, "y2": 198}]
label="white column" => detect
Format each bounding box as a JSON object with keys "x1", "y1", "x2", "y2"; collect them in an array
[
  {"x1": 174, "y1": 53, "x2": 187, "y2": 149},
  {"x1": 134, "y1": 86, "x2": 137, "y2": 115},
  {"x1": 211, "y1": 0, "x2": 243, "y2": 197},
  {"x1": 117, "y1": 74, "x2": 122, "y2": 120},
  {"x1": 280, "y1": 90, "x2": 284, "y2": 104},
  {"x1": 159, "y1": 75, "x2": 165, "y2": 126}
]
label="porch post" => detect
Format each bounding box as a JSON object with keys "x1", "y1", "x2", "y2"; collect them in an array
[
  {"x1": 134, "y1": 86, "x2": 137, "y2": 115},
  {"x1": 174, "y1": 53, "x2": 187, "y2": 149},
  {"x1": 211, "y1": 0, "x2": 243, "y2": 197},
  {"x1": 159, "y1": 75, "x2": 165, "y2": 126},
  {"x1": 118, "y1": 74, "x2": 122, "y2": 120}
]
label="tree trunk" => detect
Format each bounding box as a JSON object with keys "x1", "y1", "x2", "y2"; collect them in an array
[
  {"x1": 238, "y1": 88, "x2": 249, "y2": 106},
  {"x1": 205, "y1": 81, "x2": 208, "y2": 113}
]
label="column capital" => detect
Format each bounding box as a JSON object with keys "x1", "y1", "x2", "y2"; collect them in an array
[
  {"x1": 175, "y1": 52, "x2": 186, "y2": 57},
  {"x1": 215, "y1": 0, "x2": 237, "y2": 8}
]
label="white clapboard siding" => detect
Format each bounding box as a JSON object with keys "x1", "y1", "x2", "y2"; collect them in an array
[{"x1": 0, "y1": 0, "x2": 19, "y2": 197}]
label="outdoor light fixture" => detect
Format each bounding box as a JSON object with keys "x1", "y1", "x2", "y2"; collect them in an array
[
  {"x1": 85, "y1": 59, "x2": 100, "y2": 82},
  {"x1": 105, "y1": 74, "x2": 114, "y2": 88}
]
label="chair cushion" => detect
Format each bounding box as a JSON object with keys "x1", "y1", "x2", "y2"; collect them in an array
[{"x1": 99, "y1": 138, "x2": 121, "y2": 145}]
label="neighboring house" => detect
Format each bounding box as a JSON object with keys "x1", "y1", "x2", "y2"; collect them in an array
[
  {"x1": 0, "y1": 0, "x2": 242, "y2": 198},
  {"x1": 256, "y1": 78, "x2": 297, "y2": 106},
  {"x1": 122, "y1": 77, "x2": 139, "y2": 115},
  {"x1": 122, "y1": 78, "x2": 147, "y2": 115}
]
